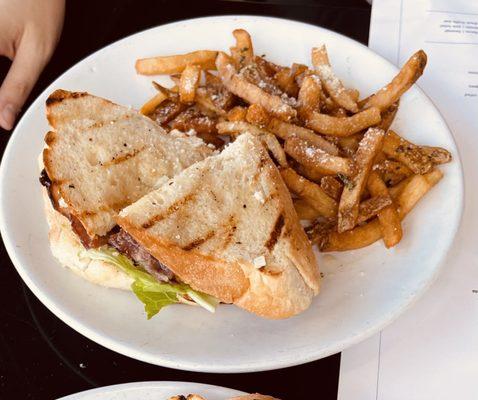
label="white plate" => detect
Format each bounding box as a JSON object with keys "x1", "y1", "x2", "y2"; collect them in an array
[
  {"x1": 0, "y1": 16, "x2": 463, "y2": 372},
  {"x1": 57, "y1": 381, "x2": 245, "y2": 400}
]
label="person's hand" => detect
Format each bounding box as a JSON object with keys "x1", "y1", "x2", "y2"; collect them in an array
[{"x1": 0, "y1": 0, "x2": 65, "y2": 130}]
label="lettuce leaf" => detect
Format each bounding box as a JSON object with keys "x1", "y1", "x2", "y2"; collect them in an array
[{"x1": 82, "y1": 247, "x2": 218, "y2": 319}]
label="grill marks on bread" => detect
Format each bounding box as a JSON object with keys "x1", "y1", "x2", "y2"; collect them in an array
[
  {"x1": 98, "y1": 147, "x2": 144, "y2": 167},
  {"x1": 42, "y1": 90, "x2": 213, "y2": 240},
  {"x1": 45, "y1": 90, "x2": 87, "y2": 106},
  {"x1": 181, "y1": 230, "x2": 216, "y2": 251},
  {"x1": 265, "y1": 213, "x2": 285, "y2": 251},
  {"x1": 141, "y1": 193, "x2": 196, "y2": 229},
  {"x1": 116, "y1": 134, "x2": 321, "y2": 318},
  {"x1": 181, "y1": 215, "x2": 238, "y2": 252}
]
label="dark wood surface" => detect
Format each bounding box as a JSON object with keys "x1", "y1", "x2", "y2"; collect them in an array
[{"x1": 0, "y1": 1, "x2": 370, "y2": 398}]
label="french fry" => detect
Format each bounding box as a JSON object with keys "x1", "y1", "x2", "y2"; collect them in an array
[
  {"x1": 136, "y1": 50, "x2": 218, "y2": 75},
  {"x1": 338, "y1": 133, "x2": 362, "y2": 157},
  {"x1": 267, "y1": 118, "x2": 339, "y2": 155},
  {"x1": 337, "y1": 128, "x2": 385, "y2": 232},
  {"x1": 305, "y1": 107, "x2": 381, "y2": 136},
  {"x1": 373, "y1": 159, "x2": 413, "y2": 186},
  {"x1": 196, "y1": 132, "x2": 224, "y2": 148},
  {"x1": 294, "y1": 199, "x2": 321, "y2": 220},
  {"x1": 226, "y1": 106, "x2": 247, "y2": 121},
  {"x1": 291, "y1": 62, "x2": 309, "y2": 78},
  {"x1": 140, "y1": 91, "x2": 169, "y2": 116},
  {"x1": 305, "y1": 216, "x2": 337, "y2": 246},
  {"x1": 169, "y1": 74, "x2": 181, "y2": 85},
  {"x1": 254, "y1": 55, "x2": 283, "y2": 77},
  {"x1": 319, "y1": 169, "x2": 442, "y2": 251},
  {"x1": 356, "y1": 195, "x2": 393, "y2": 225},
  {"x1": 260, "y1": 133, "x2": 288, "y2": 167},
  {"x1": 195, "y1": 87, "x2": 227, "y2": 116},
  {"x1": 312, "y1": 45, "x2": 359, "y2": 113},
  {"x1": 367, "y1": 171, "x2": 402, "y2": 247},
  {"x1": 377, "y1": 101, "x2": 399, "y2": 131},
  {"x1": 151, "y1": 97, "x2": 187, "y2": 125},
  {"x1": 382, "y1": 130, "x2": 433, "y2": 174},
  {"x1": 233, "y1": 62, "x2": 283, "y2": 97},
  {"x1": 216, "y1": 52, "x2": 297, "y2": 121},
  {"x1": 274, "y1": 66, "x2": 304, "y2": 97},
  {"x1": 274, "y1": 67, "x2": 294, "y2": 94},
  {"x1": 246, "y1": 104, "x2": 271, "y2": 126},
  {"x1": 170, "y1": 108, "x2": 217, "y2": 135},
  {"x1": 297, "y1": 75, "x2": 323, "y2": 117},
  {"x1": 320, "y1": 176, "x2": 343, "y2": 200},
  {"x1": 301, "y1": 191, "x2": 390, "y2": 225},
  {"x1": 284, "y1": 137, "x2": 353, "y2": 175},
  {"x1": 388, "y1": 175, "x2": 413, "y2": 199},
  {"x1": 346, "y1": 88, "x2": 360, "y2": 102},
  {"x1": 280, "y1": 167, "x2": 337, "y2": 218},
  {"x1": 216, "y1": 121, "x2": 287, "y2": 167},
  {"x1": 204, "y1": 70, "x2": 221, "y2": 85},
  {"x1": 200, "y1": 73, "x2": 237, "y2": 111},
  {"x1": 152, "y1": 81, "x2": 172, "y2": 95},
  {"x1": 292, "y1": 161, "x2": 324, "y2": 182},
  {"x1": 319, "y1": 219, "x2": 383, "y2": 251},
  {"x1": 322, "y1": 96, "x2": 339, "y2": 114},
  {"x1": 360, "y1": 50, "x2": 427, "y2": 111},
  {"x1": 216, "y1": 120, "x2": 268, "y2": 136},
  {"x1": 420, "y1": 146, "x2": 452, "y2": 165},
  {"x1": 179, "y1": 64, "x2": 201, "y2": 103},
  {"x1": 230, "y1": 29, "x2": 254, "y2": 68},
  {"x1": 330, "y1": 107, "x2": 348, "y2": 117},
  {"x1": 398, "y1": 168, "x2": 443, "y2": 218}
]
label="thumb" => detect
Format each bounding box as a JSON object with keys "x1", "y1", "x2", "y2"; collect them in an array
[{"x1": 0, "y1": 36, "x2": 49, "y2": 130}]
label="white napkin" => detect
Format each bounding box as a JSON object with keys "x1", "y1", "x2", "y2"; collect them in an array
[{"x1": 338, "y1": 1, "x2": 478, "y2": 399}]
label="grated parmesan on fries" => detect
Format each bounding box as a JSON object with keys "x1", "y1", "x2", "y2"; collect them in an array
[{"x1": 135, "y1": 29, "x2": 451, "y2": 251}]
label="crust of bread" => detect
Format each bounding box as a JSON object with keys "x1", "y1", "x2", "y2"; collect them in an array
[
  {"x1": 42, "y1": 188, "x2": 133, "y2": 290},
  {"x1": 117, "y1": 134, "x2": 320, "y2": 319},
  {"x1": 117, "y1": 219, "x2": 249, "y2": 303},
  {"x1": 43, "y1": 89, "x2": 213, "y2": 239}
]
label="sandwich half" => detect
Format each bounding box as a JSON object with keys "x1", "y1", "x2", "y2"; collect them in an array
[
  {"x1": 115, "y1": 133, "x2": 320, "y2": 319},
  {"x1": 41, "y1": 90, "x2": 214, "y2": 289}
]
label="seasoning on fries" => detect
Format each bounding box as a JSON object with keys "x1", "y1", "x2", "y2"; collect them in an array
[
  {"x1": 284, "y1": 136, "x2": 352, "y2": 176},
  {"x1": 337, "y1": 128, "x2": 385, "y2": 233},
  {"x1": 312, "y1": 45, "x2": 358, "y2": 113},
  {"x1": 305, "y1": 107, "x2": 382, "y2": 136},
  {"x1": 135, "y1": 28, "x2": 450, "y2": 254}
]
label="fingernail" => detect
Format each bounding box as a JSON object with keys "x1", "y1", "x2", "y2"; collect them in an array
[{"x1": 1, "y1": 104, "x2": 18, "y2": 130}]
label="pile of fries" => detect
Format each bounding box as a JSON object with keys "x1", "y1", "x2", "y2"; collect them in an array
[{"x1": 135, "y1": 29, "x2": 451, "y2": 252}]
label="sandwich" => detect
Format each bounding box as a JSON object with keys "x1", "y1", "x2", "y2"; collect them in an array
[
  {"x1": 110, "y1": 133, "x2": 320, "y2": 319},
  {"x1": 40, "y1": 89, "x2": 215, "y2": 300},
  {"x1": 41, "y1": 90, "x2": 320, "y2": 319}
]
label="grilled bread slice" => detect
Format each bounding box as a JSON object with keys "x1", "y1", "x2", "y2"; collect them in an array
[
  {"x1": 42, "y1": 188, "x2": 134, "y2": 290},
  {"x1": 117, "y1": 133, "x2": 320, "y2": 319},
  {"x1": 43, "y1": 90, "x2": 214, "y2": 245}
]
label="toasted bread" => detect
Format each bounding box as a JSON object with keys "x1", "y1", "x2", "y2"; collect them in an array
[
  {"x1": 117, "y1": 134, "x2": 320, "y2": 319},
  {"x1": 42, "y1": 188, "x2": 133, "y2": 289},
  {"x1": 43, "y1": 90, "x2": 214, "y2": 241}
]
